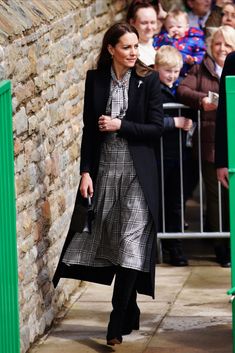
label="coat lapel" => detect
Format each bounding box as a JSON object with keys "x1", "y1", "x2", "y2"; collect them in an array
[
  {"x1": 94, "y1": 68, "x2": 143, "y2": 120},
  {"x1": 94, "y1": 70, "x2": 111, "y2": 116},
  {"x1": 126, "y1": 70, "x2": 143, "y2": 121}
]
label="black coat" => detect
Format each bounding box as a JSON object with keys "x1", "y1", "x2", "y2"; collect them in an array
[
  {"x1": 215, "y1": 51, "x2": 235, "y2": 168},
  {"x1": 53, "y1": 64, "x2": 164, "y2": 298}
]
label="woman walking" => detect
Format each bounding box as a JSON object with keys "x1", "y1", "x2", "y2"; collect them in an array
[{"x1": 53, "y1": 22, "x2": 163, "y2": 346}]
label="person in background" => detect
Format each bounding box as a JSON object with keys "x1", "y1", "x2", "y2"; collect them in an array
[
  {"x1": 53, "y1": 22, "x2": 164, "y2": 346},
  {"x1": 177, "y1": 25, "x2": 235, "y2": 267},
  {"x1": 184, "y1": 0, "x2": 212, "y2": 30},
  {"x1": 215, "y1": 51, "x2": 235, "y2": 189},
  {"x1": 151, "y1": 0, "x2": 168, "y2": 33},
  {"x1": 206, "y1": 0, "x2": 234, "y2": 28},
  {"x1": 127, "y1": 0, "x2": 167, "y2": 35},
  {"x1": 155, "y1": 45, "x2": 193, "y2": 266},
  {"x1": 153, "y1": 9, "x2": 206, "y2": 76},
  {"x1": 221, "y1": 2, "x2": 235, "y2": 28},
  {"x1": 127, "y1": 1, "x2": 158, "y2": 66}
]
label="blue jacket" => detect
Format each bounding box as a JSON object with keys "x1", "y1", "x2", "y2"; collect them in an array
[{"x1": 153, "y1": 27, "x2": 206, "y2": 77}]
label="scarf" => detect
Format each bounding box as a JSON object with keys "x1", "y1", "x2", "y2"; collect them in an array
[{"x1": 106, "y1": 67, "x2": 131, "y2": 119}]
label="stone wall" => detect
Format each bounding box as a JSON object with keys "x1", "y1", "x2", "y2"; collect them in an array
[{"x1": 0, "y1": 1, "x2": 128, "y2": 352}]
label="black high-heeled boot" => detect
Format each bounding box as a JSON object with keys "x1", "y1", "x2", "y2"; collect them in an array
[
  {"x1": 106, "y1": 310, "x2": 123, "y2": 346},
  {"x1": 106, "y1": 267, "x2": 138, "y2": 346}
]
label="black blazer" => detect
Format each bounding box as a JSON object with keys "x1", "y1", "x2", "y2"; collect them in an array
[
  {"x1": 53, "y1": 64, "x2": 164, "y2": 297},
  {"x1": 215, "y1": 51, "x2": 235, "y2": 168}
]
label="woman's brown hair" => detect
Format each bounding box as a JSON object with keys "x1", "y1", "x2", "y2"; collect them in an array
[{"x1": 97, "y1": 22, "x2": 139, "y2": 70}]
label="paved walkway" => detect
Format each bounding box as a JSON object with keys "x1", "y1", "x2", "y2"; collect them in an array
[{"x1": 30, "y1": 258, "x2": 232, "y2": 353}]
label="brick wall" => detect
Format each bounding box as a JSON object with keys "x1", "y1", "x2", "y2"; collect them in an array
[{"x1": 0, "y1": 1, "x2": 128, "y2": 352}]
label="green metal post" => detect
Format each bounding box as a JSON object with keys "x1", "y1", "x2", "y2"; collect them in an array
[
  {"x1": 226, "y1": 76, "x2": 235, "y2": 353},
  {"x1": 0, "y1": 80, "x2": 20, "y2": 353}
]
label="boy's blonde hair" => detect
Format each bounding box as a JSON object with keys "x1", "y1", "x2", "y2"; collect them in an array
[
  {"x1": 155, "y1": 45, "x2": 183, "y2": 69},
  {"x1": 165, "y1": 9, "x2": 189, "y2": 25}
]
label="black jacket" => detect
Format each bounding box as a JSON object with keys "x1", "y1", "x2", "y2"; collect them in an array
[
  {"x1": 215, "y1": 51, "x2": 235, "y2": 168},
  {"x1": 158, "y1": 82, "x2": 192, "y2": 160}
]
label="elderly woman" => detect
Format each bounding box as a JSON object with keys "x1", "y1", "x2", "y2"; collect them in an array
[{"x1": 177, "y1": 25, "x2": 235, "y2": 267}]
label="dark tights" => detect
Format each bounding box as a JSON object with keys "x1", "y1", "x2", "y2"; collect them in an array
[{"x1": 107, "y1": 266, "x2": 140, "y2": 345}]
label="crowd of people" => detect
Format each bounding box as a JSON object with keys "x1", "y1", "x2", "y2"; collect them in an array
[
  {"x1": 127, "y1": 0, "x2": 235, "y2": 268},
  {"x1": 53, "y1": 0, "x2": 235, "y2": 347}
]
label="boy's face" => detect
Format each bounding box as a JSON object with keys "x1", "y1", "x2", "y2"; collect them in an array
[
  {"x1": 165, "y1": 16, "x2": 189, "y2": 39},
  {"x1": 156, "y1": 65, "x2": 181, "y2": 87}
]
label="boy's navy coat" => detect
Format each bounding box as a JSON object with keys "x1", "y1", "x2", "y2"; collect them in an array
[
  {"x1": 53, "y1": 65, "x2": 164, "y2": 298},
  {"x1": 159, "y1": 82, "x2": 194, "y2": 160}
]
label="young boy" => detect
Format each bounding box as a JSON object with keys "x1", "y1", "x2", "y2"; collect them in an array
[
  {"x1": 155, "y1": 45, "x2": 193, "y2": 266},
  {"x1": 153, "y1": 9, "x2": 206, "y2": 77}
]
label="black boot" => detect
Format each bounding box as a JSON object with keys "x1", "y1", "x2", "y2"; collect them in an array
[
  {"x1": 163, "y1": 239, "x2": 188, "y2": 266},
  {"x1": 106, "y1": 267, "x2": 138, "y2": 346},
  {"x1": 215, "y1": 244, "x2": 231, "y2": 268},
  {"x1": 169, "y1": 246, "x2": 188, "y2": 266}
]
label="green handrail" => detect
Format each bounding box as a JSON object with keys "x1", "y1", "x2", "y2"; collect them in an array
[
  {"x1": 226, "y1": 76, "x2": 235, "y2": 353},
  {"x1": 0, "y1": 80, "x2": 20, "y2": 353}
]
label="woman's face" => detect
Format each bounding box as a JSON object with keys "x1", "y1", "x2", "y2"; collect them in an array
[
  {"x1": 131, "y1": 7, "x2": 157, "y2": 43},
  {"x1": 211, "y1": 32, "x2": 234, "y2": 67},
  {"x1": 222, "y1": 4, "x2": 235, "y2": 29},
  {"x1": 108, "y1": 32, "x2": 139, "y2": 71}
]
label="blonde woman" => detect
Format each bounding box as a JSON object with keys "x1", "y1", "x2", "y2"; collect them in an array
[{"x1": 178, "y1": 25, "x2": 235, "y2": 267}]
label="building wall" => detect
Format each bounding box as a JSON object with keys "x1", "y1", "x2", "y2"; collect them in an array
[{"x1": 0, "y1": 1, "x2": 127, "y2": 352}]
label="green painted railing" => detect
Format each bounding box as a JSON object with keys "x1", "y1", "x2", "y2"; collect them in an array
[
  {"x1": 226, "y1": 76, "x2": 235, "y2": 353},
  {"x1": 0, "y1": 80, "x2": 20, "y2": 353}
]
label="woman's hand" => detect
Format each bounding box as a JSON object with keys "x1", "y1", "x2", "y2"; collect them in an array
[
  {"x1": 217, "y1": 168, "x2": 229, "y2": 189},
  {"x1": 201, "y1": 97, "x2": 217, "y2": 111},
  {"x1": 80, "y1": 173, "x2": 94, "y2": 198},
  {"x1": 98, "y1": 115, "x2": 121, "y2": 132}
]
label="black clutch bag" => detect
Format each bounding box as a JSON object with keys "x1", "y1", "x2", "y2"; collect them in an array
[{"x1": 69, "y1": 195, "x2": 94, "y2": 234}]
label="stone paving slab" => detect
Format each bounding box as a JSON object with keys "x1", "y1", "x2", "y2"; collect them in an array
[
  {"x1": 29, "y1": 264, "x2": 232, "y2": 353},
  {"x1": 144, "y1": 322, "x2": 232, "y2": 353}
]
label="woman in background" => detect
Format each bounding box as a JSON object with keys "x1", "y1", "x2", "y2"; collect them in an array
[
  {"x1": 177, "y1": 26, "x2": 235, "y2": 267},
  {"x1": 127, "y1": 1, "x2": 159, "y2": 66}
]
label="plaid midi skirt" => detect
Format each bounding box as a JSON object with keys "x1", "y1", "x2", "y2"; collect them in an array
[{"x1": 62, "y1": 135, "x2": 154, "y2": 272}]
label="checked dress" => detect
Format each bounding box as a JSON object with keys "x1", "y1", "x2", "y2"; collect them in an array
[{"x1": 62, "y1": 68, "x2": 154, "y2": 272}]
